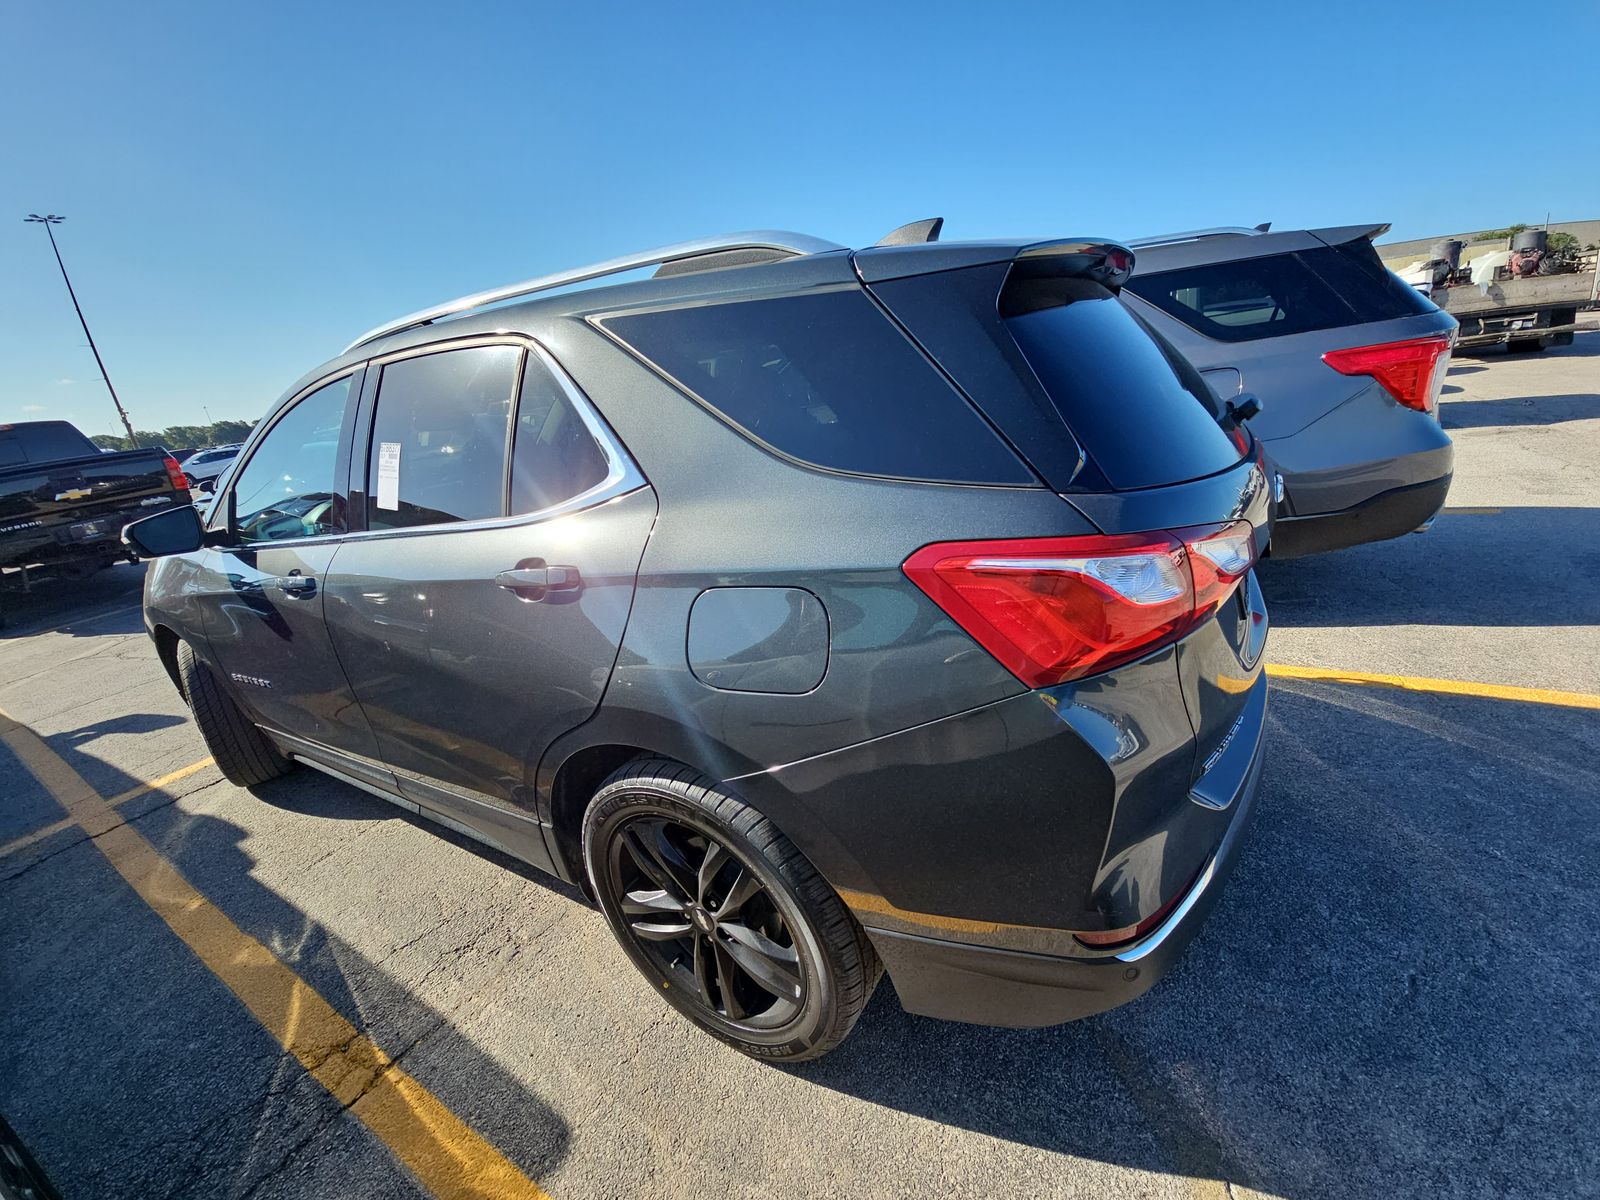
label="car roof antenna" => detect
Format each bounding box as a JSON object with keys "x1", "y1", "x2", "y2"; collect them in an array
[
  {"x1": 876, "y1": 218, "x2": 944, "y2": 247},
  {"x1": 1254, "y1": 221, "x2": 1272, "y2": 233}
]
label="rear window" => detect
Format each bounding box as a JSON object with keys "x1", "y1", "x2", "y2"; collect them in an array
[
  {"x1": 1001, "y1": 276, "x2": 1244, "y2": 489},
  {"x1": 1124, "y1": 239, "x2": 1435, "y2": 343},
  {"x1": 601, "y1": 288, "x2": 1034, "y2": 485},
  {"x1": 0, "y1": 421, "x2": 97, "y2": 467}
]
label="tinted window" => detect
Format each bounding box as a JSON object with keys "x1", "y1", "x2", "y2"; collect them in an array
[
  {"x1": 230, "y1": 377, "x2": 351, "y2": 544},
  {"x1": 602, "y1": 289, "x2": 1033, "y2": 485},
  {"x1": 367, "y1": 346, "x2": 520, "y2": 530},
  {"x1": 1002, "y1": 276, "x2": 1243, "y2": 489},
  {"x1": 1125, "y1": 242, "x2": 1435, "y2": 343},
  {"x1": 0, "y1": 421, "x2": 97, "y2": 466},
  {"x1": 510, "y1": 354, "x2": 612, "y2": 513}
]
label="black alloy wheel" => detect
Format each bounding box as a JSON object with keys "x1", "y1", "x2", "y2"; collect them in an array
[
  {"x1": 610, "y1": 814, "x2": 803, "y2": 1026},
  {"x1": 583, "y1": 759, "x2": 879, "y2": 1061}
]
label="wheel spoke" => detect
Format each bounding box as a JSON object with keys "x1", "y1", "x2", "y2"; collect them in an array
[
  {"x1": 621, "y1": 887, "x2": 685, "y2": 916},
  {"x1": 621, "y1": 824, "x2": 695, "y2": 900},
  {"x1": 630, "y1": 918, "x2": 693, "y2": 941},
  {"x1": 697, "y1": 840, "x2": 731, "y2": 905},
  {"x1": 691, "y1": 932, "x2": 714, "y2": 1004},
  {"x1": 718, "y1": 922, "x2": 803, "y2": 1001},
  {"x1": 718, "y1": 865, "x2": 762, "y2": 917},
  {"x1": 712, "y1": 940, "x2": 746, "y2": 1020}
]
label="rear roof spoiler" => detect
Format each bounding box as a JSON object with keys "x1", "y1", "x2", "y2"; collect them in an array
[{"x1": 853, "y1": 237, "x2": 1134, "y2": 286}]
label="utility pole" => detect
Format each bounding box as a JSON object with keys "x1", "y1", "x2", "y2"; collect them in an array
[{"x1": 24, "y1": 214, "x2": 139, "y2": 446}]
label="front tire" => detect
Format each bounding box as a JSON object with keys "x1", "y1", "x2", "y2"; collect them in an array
[
  {"x1": 176, "y1": 642, "x2": 293, "y2": 787},
  {"x1": 583, "y1": 758, "x2": 879, "y2": 1062}
]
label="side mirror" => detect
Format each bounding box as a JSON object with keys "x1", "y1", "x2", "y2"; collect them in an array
[
  {"x1": 1226, "y1": 393, "x2": 1263, "y2": 423},
  {"x1": 123, "y1": 503, "x2": 206, "y2": 558}
]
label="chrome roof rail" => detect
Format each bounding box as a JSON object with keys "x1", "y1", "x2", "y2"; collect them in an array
[
  {"x1": 1124, "y1": 226, "x2": 1265, "y2": 249},
  {"x1": 343, "y1": 230, "x2": 845, "y2": 352}
]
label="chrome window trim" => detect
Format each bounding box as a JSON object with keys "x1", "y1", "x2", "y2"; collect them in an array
[{"x1": 344, "y1": 334, "x2": 646, "y2": 543}]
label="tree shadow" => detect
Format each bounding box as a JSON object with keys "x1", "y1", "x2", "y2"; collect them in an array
[
  {"x1": 795, "y1": 685, "x2": 1600, "y2": 1199},
  {"x1": 1260, "y1": 505, "x2": 1599, "y2": 628}
]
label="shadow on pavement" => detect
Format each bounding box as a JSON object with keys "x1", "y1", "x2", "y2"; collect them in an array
[
  {"x1": 799, "y1": 684, "x2": 1599, "y2": 1199},
  {"x1": 1440, "y1": 392, "x2": 1600, "y2": 429},
  {"x1": 0, "y1": 562, "x2": 147, "y2": 640},
  {"x1": 1260, "y1": 505, "x2": 1599, "y2": 628},
  {"x1": 0, "y1": 727, "x2": 573, "y2": 1198}
]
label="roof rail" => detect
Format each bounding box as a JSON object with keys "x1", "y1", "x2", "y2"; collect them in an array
[
  {"x1": 343, "y1": 230, "x2": 845, "y2": 352},
  {"x1": 1124, "y1": 226, "x2": 1266, "y2": 249}
]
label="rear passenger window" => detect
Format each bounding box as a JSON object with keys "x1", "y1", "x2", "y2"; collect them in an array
[
  {"x1": 366, "y1": 346, "x2": 520, "y2": 530},
  {"x1": 510, "y1": 354, "x2": 612, "y2": 513},
  {"x1": 601, "y1": 289, "x2": 1034, "y2": 485},
  {"x1": 1125, "y1": 242, "x2": 1434, "y2": 344}
]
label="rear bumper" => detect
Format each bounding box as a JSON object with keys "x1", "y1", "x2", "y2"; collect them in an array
[
  {"x1": 866, "y1": 706, "x2": 1265, "y2": 1027},
  {"x1": 1270, "y1": 472, "x2": 1451, "y2": 558}
]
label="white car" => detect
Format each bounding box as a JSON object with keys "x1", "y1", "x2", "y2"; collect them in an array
[{"x1": 181, "y1": 444, "x2": 241, "y2": 490}]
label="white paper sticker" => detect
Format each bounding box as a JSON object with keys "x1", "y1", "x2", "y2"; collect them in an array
[{"x1": 376, "y1": 441, "x2": 401, "y2": 510}]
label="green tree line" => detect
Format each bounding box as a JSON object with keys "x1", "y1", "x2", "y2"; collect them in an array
[{"x1": 89, "y1": 419, "x2": 257, "y2": 452}]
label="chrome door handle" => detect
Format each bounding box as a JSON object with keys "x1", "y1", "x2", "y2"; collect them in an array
[
  {"x1": 495, "y1": 563, "x2": 582, "y2": 599},
  {"x1": 276, "y1": 572, "x2": 316, "y2": 597}
]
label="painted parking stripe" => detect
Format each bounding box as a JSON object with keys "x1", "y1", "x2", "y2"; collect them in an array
[
  {"x1": 105, "y1": 756, "x2": 216, "y2": 806},
  {"x1": 1, "y1": 756, "x2": 218, "y2": 860},
  {"x1": 1266, "y1": 664, "x2": 1600, "y2": 711},
  {"x1": 0, "y1": 708, "x2": 550, "y2": 1200}
]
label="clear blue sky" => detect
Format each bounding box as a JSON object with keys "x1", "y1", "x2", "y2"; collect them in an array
[{"x1": 4, "y1": 0, "x2": 1597, "y2": 438}]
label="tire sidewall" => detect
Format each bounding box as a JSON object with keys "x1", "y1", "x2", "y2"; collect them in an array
[{"x1": 583, "y1": 781, "x2": 840, "y2": 1059}]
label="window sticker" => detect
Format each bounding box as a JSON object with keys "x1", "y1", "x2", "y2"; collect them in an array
[{"x1": 376, "y1": 441, "x2": 401, "y2": 510}]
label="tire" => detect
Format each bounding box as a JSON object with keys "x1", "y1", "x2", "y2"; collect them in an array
[
  {"x1": 583, "y1": 758, "x2": 880, "y2": 1062},
  {"x1": 176, "y1": 642, "x2": 293, "y2": 787}
]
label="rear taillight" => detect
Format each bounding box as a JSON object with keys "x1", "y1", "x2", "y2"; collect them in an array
[
  {"x1": 1321, "y1": 335, "x2": 1452, "y2": 413},
  {"x1": 903, "y1": 520, "x2": 1257, "y2": 688},
  {"x1": 162, "y1": 455, "x2": 190, "y2": 493}
]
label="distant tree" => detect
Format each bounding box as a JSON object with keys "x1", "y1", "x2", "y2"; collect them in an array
[{"x1": 84, "y1": 418, "x2": 258, "y2": 453}]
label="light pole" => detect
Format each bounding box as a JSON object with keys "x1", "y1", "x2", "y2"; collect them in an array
[{"x1": 24, "y1": 213, "x2": 140, "y2": 446}]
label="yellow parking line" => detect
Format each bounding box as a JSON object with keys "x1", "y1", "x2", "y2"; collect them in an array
[
  {"x1": 0, "y1": 708, "x2": 549, "y2": 1200},
  {"x1": 1266, "y1": 664, "x2": 1600, "y2": 711},
  {"x1": 105, "y1": 756, "x2": 215, "y2": 806},
  {"x1": 1, "y1": 757, "x2": 218, "y2": 860},
  {"x1": 0, "y1": 816, "x2": 76, "y2": 859}
]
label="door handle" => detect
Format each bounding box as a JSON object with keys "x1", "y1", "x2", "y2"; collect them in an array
[
  {"x1": 275, "y1": 572, "x2": 317, "y2": 597},
  {"x1": 495, "y1": 563, "x2": 582, "y2": 600}
]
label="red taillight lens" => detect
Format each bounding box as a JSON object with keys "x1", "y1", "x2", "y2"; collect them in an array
[
  {"x1": 162, "y1": 455, "x2": 190, "y2": 493},
  {"x1": 1321, "y1": 335, "x2": 1451, "y2": 413},
  {"x1": 903, "y1": 520, "x2": 1256, "y2": 688}
]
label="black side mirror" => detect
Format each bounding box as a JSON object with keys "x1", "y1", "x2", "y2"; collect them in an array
[
  {"x1": 123, "y1": 503, "x2": 206, "y2": 558},
  {"x1": 1226, "y1": 393, "x2": 1263, "y2": 423}
]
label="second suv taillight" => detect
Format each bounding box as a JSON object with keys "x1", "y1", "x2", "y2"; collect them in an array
[
  {"x1": 1321, "y1": 335, "x2": 1452, "y2": 414},
  {"x1": 162, "y1": 454, "x2": 191, "y2": 493},
  {"x1": 903, "y1": 522, "x2": 1257, "y2": 688}
]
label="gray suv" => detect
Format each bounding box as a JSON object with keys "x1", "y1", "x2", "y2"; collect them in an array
[
  {"x1": 126, "y1": 225, "x2": 1271, "y2": 1061},
  {"x1": 1123, "y1": 223, "x2": 1458, "y2": 556}
]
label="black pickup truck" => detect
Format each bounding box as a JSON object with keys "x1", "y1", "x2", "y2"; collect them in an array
[{"x1": 1, "y1": 420, "x2": 191, "y2": 618}]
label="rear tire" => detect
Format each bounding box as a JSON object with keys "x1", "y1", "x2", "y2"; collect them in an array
[
  {"x1": 583, "y1": 758, "x2": 880, "y2": 1062},
  {"x1": 176, "y1": 642, "x2": 293, "y2": 787}
]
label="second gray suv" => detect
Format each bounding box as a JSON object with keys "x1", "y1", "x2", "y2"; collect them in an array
[{"x1": 1123, "y1": 223, "x2": 1458, "y2": 557}]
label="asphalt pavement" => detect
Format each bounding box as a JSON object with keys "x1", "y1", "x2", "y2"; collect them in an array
[{"x1": 1, "y1": 336, "x2": 1596, "y2": 1200}]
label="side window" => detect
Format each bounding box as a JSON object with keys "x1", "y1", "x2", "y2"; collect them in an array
[
  {"x1": 229, "y1": 377, "x2": 352, "y2": 544},
  {"x1": 366, "y1": 345, "x2": 520, "y2": 531},
  {"x1": 510, "y1": 353, "x2": 612, "y2": 514},
  {"x1": 601, "y1": 289, "x2": 1034, "y2": 484}
]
